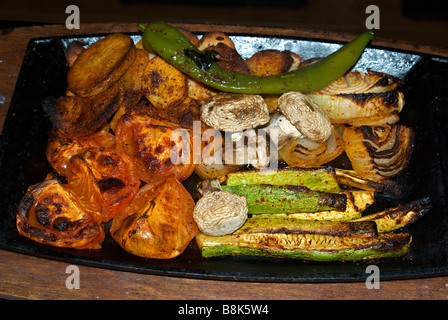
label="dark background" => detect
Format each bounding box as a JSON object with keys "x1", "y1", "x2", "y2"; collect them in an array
[{"x1": 0, "y1": 0, "x2": 447, "y2": 48}]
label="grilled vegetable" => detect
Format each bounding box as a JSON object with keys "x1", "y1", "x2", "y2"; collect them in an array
[
  {"x1": 16, "y1": 174, "x2": 105, "y2": 250},
  {"x1": 307, "y1": 90, "x2": 404, "y2": 124},
  {"x1": 196, "y1": 232, "x2": 411, "y2": 261},
  {"x1": 65, "y1": 146, "x2": 140, "y2": 222},
  {"x1": 114, "y1": 113, "x2": 195, "y2": 183},
  {"x1": 118, "y1": 48, "x2": 150, "y2": 111},
  {"x1": 305, "y1": 70, "x2": 404, "y2": 125},
  {"x1": 254, "y1": 190, "x2": 375, "y2": 221},
  {"x1": 246, "y1": 49, "x2": 301, "y2": 77},
  {"x1": 193, "y1": 182, "x2": 248, "y2": 236},
  {"x1": 110, "y1": 176, "x2": 198, "y2": 259},
  {"x1": 199, "y1": 35, "x2": 250, "y2": 74},
  {"x1": 277, "y1": 91, "x2": 333, "y2": 143},
  {"x1": 220, "y1": 167, "x2": 341, "y2": 193},
  {"x1": 43, "y1": 82, "x2": 123, "y2": 137},
  {"x1": 278, "y1": 128, "x2": 344, "y2": 168},
  {"x1": 46, "y1": 125, "x2": 116, "y2": 177},
  {"x1": 352, "y1": 197, "x2": 431, "y2": 233},
  {"x1": 142, "y1": 55, "x2": 188, "y2": 109},
  {"x1": 67, "y1": 33, "x2": 136, "y2": 97},
  {"x1": 221, "y1": 184, "x2": 347, "y2": 214},
  {"x1": 343, "y1": 124, "x2": 414, "y2": 181},
  {"x1": 140, "y1": 22, "x2": 373, "y2": 94},
  {"x1": 236, "y1": 216, "x2": 378, "y2": 237},
  {"x1": 312, "y1": 70, "x2": 400, "y2": 94},
  {"x1": 335, "y1": 168, "x2": 400, "y2": 194},
  {"x1": 199, "y1": 92, "x2": 270, "y2": 132}
]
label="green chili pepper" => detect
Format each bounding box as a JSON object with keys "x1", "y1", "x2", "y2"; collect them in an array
[{"x1": 140, "y1": 22, "x2": 373, "y2": 94}]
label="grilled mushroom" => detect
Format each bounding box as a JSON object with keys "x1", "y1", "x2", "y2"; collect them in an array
[
  {"x1": 277, "y1": 91, "x2": 332, "y2": 144},
  {"x1": 200, "y1": 92, "x2": 271, "y2": 169},
  {"x1": 200, "y1": 92, "x2": 270, "y2": 132},
  {"x1": 194, "y1": 179, "x2": 248, "y2": 236}
]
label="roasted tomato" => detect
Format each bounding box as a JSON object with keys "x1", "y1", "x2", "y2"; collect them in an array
[
  {"x1": 16, "y1": 174, "x2": 105, "y2": 249},
  {"x1": 110, "y1": 176, "x2": 198, "y2": 259},
  {"x1": 114, "y1": 113, "x2": 195, "y2": 183},
  {"x1": 46, "y1": 125, "x2": 116, "y2": 177},
  {"x1": 65, "y1": 146, "x2": 140, "y2": 222}
]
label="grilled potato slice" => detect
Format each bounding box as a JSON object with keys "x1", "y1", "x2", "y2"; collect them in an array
[
  {"x1": 142, "y1": 56, "x2": 188, "y2": 110},
  {"x1": 67, "y1": 33, "x2": 136, "y2": 97},
  {"x1": 187, "y1": 77, "x2": 218, "y2": 102},
  {"x1": 178, "y1": 28, "x2": 200, "y2": 47},
  {"x1": 118, "y1": 48, "x2": 150, "y2": 110},
  {"x1": 247, "y1": 50, "x2": 301, "y2": 77},
  {"x1": 198, "y1": 32, "x2": 236, "y2": 51},
  {"x1": 199, "y1": 32, "x2": 250, "y2": 74},
  {"x1": 246, "y1": 50, "x2": 301, "y2": 112}
]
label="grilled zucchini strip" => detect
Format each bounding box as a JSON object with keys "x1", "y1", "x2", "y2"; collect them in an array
[
  {"x1": 236, "y1": 216, "x2": 378, "y2": 238},
  {"x1": 221, "y1": 183, "x2": 346, "y2": 214},
  {"x1": 253, "y1": 190, "x2": 375, "y2": 221},
  {"x1": 220, "y1": 167, "x2": 341, "y2": 193},
  {"x1": 352, "y1": 197, "x2": 431, "y2": 233},
  {"x1": 196, "y1": 232, "x2": 411, "y2": 261}
]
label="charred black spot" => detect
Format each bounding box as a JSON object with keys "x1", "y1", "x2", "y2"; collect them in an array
[
  {"x1": 98, "y1": 154, "x2": 117, "y2": 166},
  {"x1": 318, "y1": 192, "x2": 347, "y2": 211},
  {"x1": 53, "y1": 216, "x2": 75, "y2": 231},
  {"x1": 99, "y1": 178, "x2": 125, "y2": 192}
]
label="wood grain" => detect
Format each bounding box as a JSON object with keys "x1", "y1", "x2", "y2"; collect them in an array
[
  {"x1": 1, "y1": 249, "x2": 448, "y2": 300},
  {"x1": 1, "y1": 23, "x2": 448, "y2": 300}
]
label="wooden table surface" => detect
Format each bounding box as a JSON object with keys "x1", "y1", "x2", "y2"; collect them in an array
[{"x1": 1, "y1": 22, "x2": 448, "y2": 300}]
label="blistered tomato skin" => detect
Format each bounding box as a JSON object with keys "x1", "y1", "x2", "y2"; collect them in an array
[
  {"x1": 65, "y1": 146, "x2": 141, "y2": 222},
  {"x1": 114, "y1": 114, "x2": 195, "y2": 184},
  {"x1": 16, "y1": 174, "x2": 105, "y2": 250}
]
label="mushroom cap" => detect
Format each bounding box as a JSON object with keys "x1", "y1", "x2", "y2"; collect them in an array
[
  {"x1": 264, "y1": 113, "x2": 304, "y2": 149},
  {"x1": 278, "y1": 91, "x2": 332, "y2": 143},
  {"x1": 193, "y1": 190, "x2": 248, "y2": 236},
  {"x1": 200, "y1": 93, "x2": 270, "y2": 132}
]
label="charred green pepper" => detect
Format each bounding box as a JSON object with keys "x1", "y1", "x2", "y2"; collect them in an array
[{"x1": 139, "y1": 21, "x2": 373, "y2": 94}]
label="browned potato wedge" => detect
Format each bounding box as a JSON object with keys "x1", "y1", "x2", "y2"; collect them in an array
[
  {"x1": 199, "y1": 32, "x2": 249, "y2": 74},
  {"x1": 247, "y1": 50, "x2": 302, "y2": 112},
  {"x1": 67, "y1": 33, "x2": 136, "y2": 97},
  {"x1": 187, "y1": 78, "x2": 218, "y2": 102},
  {"x1": 119, "y1": 49, "x2": 150, "y2": 110},
  {"x1": 198, "y1": 32, "x2": 236, "y2": 50},
  {"x1": 178, "y1": 28, "x2": 200, "y2": 47},
  {"x1": 247, "y1": 50, "x2": 302, "y2": 77},
  {"x1": 142, "y1": 56, "x2": 188, "y2": 110},
  {"x1": 43, "y1": 83, "x2": 122, "y2": 137},
  {"x1": 205, "y1": 43, "x2": 250, "y2": 74}
]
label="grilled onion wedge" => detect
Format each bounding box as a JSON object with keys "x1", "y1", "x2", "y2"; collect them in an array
[
  {"x1": 306, "y1": 70, "x2": 404, "y2": 125},
  {"x1": 343, "y1": 124, "x2": 414, "y2": 181}
]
